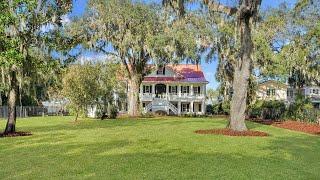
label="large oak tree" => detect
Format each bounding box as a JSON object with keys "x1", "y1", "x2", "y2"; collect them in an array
[
  {"x1": 70, "y1": 0, "x2": 210, "y2": 116},
  {"x1": 0, "y1": 0, "x2": 72, "y2": 134},
  {"x1": 164, "y1": 0, "x2": 262, "y2": 131}
]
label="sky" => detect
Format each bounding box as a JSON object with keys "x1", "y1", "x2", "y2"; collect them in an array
[{"x1": 70, "y1": 0, "x2": 297, "y2": 89}]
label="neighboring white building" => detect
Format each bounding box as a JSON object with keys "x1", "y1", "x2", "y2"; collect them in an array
[
  {"x1": 139, "y1": 64, "x2": 208, "y2": 115},
  {"x1": 256, "y1": 80, "x2": 320, "y2": 109},
  {"x1": 287, "y1": 86, "x2": 320, "y2": 109},
  {"x1": 256, "y1": 80, "x2": 288, "y2": 102}
]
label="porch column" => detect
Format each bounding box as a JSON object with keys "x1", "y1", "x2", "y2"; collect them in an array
[
  {"x1": 178, "y1": 84, "x2": 181, "y2": 97},
  {"x1": 178, "y1": 101, "x2": 181, "y2": 115},
  {"x1": 203, "y1": 84, "x2": 206, "y2": 96},
  {"x1": 190, "y1": 84, "x2": 194, "y2": 96},
  {"x1": 201, "y1": 101, "x2": 205, "y2": 115},
  {"x1": 190, "y1": 101, "x2": 194, "y2": 113},
  {"x1": 152, "y1": 84, "x2": 155, "y2": 97},
  {"x1": 166, "y1": 84, "x2": 169, "y2": 98},
  {"x1": 140, "y1": 84, "x2": 143, "y2": 95}
]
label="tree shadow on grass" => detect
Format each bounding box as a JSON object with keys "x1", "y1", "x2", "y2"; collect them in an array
[
  {"x1": 2, "y1": 134, "x2": 320, "y2": 179},
  {"x1": 10, "y1": 117, "x2": 227, "y2": 134}
]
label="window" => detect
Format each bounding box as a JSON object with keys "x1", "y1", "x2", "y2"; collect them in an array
[
  {"x1": 169, "y1": 86, "x2": 177, "y2": 94},
  {"x1": 267, "y1": 88, "x2": 275, "y2": 96},
  {"x1": 156, "y1": 67, "x2": 165, "y2": 75},
  {"x1": 313, "y1": 89, "x2": 319, "y2": 94},
  {"x1": 143, "y1": 85, "x2": 152, "y2": 93},
  {"x1": 193, "y1": 86, "x2": 201, "y2": 94},
  {"x1": 182, "y1": 86, "x2": 189, "y2": 94},
  {"x1": 287, "y1": 90, "x2": 294, "y2": 97},
  {"x1": 182, "y1": 103, "x2": 189, "y2": 112},
  {"x1": 142, "y1": 103, "x2": 146, "y2": 108},
  {"x1": 199, "y1": 104, "x2": 202, "y2": 112}
]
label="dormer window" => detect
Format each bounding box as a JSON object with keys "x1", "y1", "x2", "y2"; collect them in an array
[{"x1": 156, "y1": 67, "x2": 165, "y2": 75}]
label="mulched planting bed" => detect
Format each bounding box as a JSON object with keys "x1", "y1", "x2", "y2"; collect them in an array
[
  {"x1": 272, "y1": 121, "x2": 320, "y2": 135},
  {"x1": 0, "y1": 132, "x2": 32, "y2": 138},
  {"x1": 194, "y1": 128, "x2": 269, "y2": 137}
]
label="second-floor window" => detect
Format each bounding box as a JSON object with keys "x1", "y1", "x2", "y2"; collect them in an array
[
  {"x1": 267, "y1": 88, "x2": 276, "y2": 96},
  {"x1": 181, "y1": 86, "x2": 190, "y2": 94},
  {"x1": 193, "y1": 86, "x2": 201, "y2": 94},
  {"x1": 143, "y1": 85, "x2": 152, "y2": 93},
  {"x1": 169, "y1": 86, "x2": 177, "y2": 94}
]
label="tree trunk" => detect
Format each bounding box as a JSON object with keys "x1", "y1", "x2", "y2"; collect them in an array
[
  {"x1": 127, "y1": 75, "x2": 142, "y2": 117},
  {"x1": 103, "y1": 94, "x2": 107, "y2": 114},
  {"x1": 4, "y1": 68, "x2": 18, "y2": 134},
  {"x1": 0, "y1": 67, "x2": 5, "y2": 106},
  {"x1": 0, "y1": 92, "x2": 2, "y2": 106},
  {"x1": 75, "y1": 107, "x2": 79, "y2": 122},
  {"x1": 229, "y1": 1, "x2": 259, "y2": 131}
]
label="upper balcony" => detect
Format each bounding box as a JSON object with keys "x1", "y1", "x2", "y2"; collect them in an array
[
  {"x1": 140, "y1": 92, "x2": 205, "y2": 102},
  {"x1": 139, "y1": 83, "x2": 206, "y2": 102}
]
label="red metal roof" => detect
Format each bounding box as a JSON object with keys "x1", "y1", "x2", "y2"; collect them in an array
[{"x1": 143, "y1": 64, "x2": 208, "y2": 83}]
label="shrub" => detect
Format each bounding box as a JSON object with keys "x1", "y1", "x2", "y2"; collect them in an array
[
  {"x1": 209, "y1": 101, "x2": 230, "y2": 115},
  {"x1": 261, "y1": 100, "x2": 286, "y2": 120},
  {"x1": 248, "y1": 100, "x2": 263, "y2": 118},
  {"x1": 211, "y1": 103, "x2": 220, "y2": 115},
  {"x1": 249, "y1": 100, "x2": 286, "y2": 120},
  {"x1": 287, "y1": 94, "x2": 320, "y2": 123},
  {"x1": 107, "y1": 105, "x2": 118, "y2": 119},
  {"x1": 221, "y1": 101, "x2": 230, "y2": 115},
  {"x1": 141, "y1": 112, "x2": 154, "y2": 118},
  {"x1": 206, "y1": 104, "x2": 214, "y2": 115}
]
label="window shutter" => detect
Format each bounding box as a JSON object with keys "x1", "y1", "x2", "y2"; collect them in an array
[
  {"x1": 150, "y1": 85, "x2": 152, "y2": 93},
  {"x1": 199, "y1": 104, "x2": 201, "y2": 112},
  {"x1": 143, "y1": 86, "x2": 145, "y2": 93},
  {"x1": 198, "y1": 87, "x2": 201, "y2": 94},
  {"x1": 169, "y1": 86, "x2": 171, "y2": 93},
  {"x1": 163, "y1": 67, "x2": 165, "y2": 75},
  {"x1": 187, "y1": 86, "x2": 190, "y2": 93}
]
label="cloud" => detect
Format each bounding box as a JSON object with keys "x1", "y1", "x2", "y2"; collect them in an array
[
  {"x1": 61, "y1": 15, "x2": 71, "y2": 25},
  {"x1": 77, "y1": 53, "x2": 119, "y2": 64}
]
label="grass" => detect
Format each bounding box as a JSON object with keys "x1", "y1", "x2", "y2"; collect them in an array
[{"x1": 0, "y1": 116, "x2": 320, "y2": 179}]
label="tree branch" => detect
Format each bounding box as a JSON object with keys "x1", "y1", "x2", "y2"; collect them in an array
[{"x1": 203, "y1": 0, "x2": 238, "y2": 16}]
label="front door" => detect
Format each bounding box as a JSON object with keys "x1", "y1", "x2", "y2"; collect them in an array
[{"x1": 155, "y1": 84, "x2": 166, "y2": 98}]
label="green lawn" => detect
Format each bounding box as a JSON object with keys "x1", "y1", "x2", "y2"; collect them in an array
[{"x1": 0, "y1": 116, "x2": 319, "y2": 179}]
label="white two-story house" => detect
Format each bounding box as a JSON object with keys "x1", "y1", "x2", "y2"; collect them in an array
[
  {"x1": 256, "y1": 80, "x2": 288, "y2": 102},
  {"x1": 140, "y1": 64, "x2": 208, "y2": 115}
]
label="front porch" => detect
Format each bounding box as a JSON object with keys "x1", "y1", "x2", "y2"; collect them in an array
[{"x1": 142, "y1": 100, "x2": 205, "y2": 115}]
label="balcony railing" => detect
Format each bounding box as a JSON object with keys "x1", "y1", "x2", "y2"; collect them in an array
[{"x1": 140, "y1": 93, "x2": 205, "y2": 101}]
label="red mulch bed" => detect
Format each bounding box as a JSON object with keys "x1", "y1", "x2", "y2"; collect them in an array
[
  {"x1": 272, "y1": 121, "x2": 320, "y2": 135},
  {"x1": 0, "y1": 132, "x2": 32, "y2": 138},
  {"x1": 194, "y1": 128, "x2": 269, "y2": 137},
  {"x1": 249, "y1": 118, "x2": 320, "y2": 135}
]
